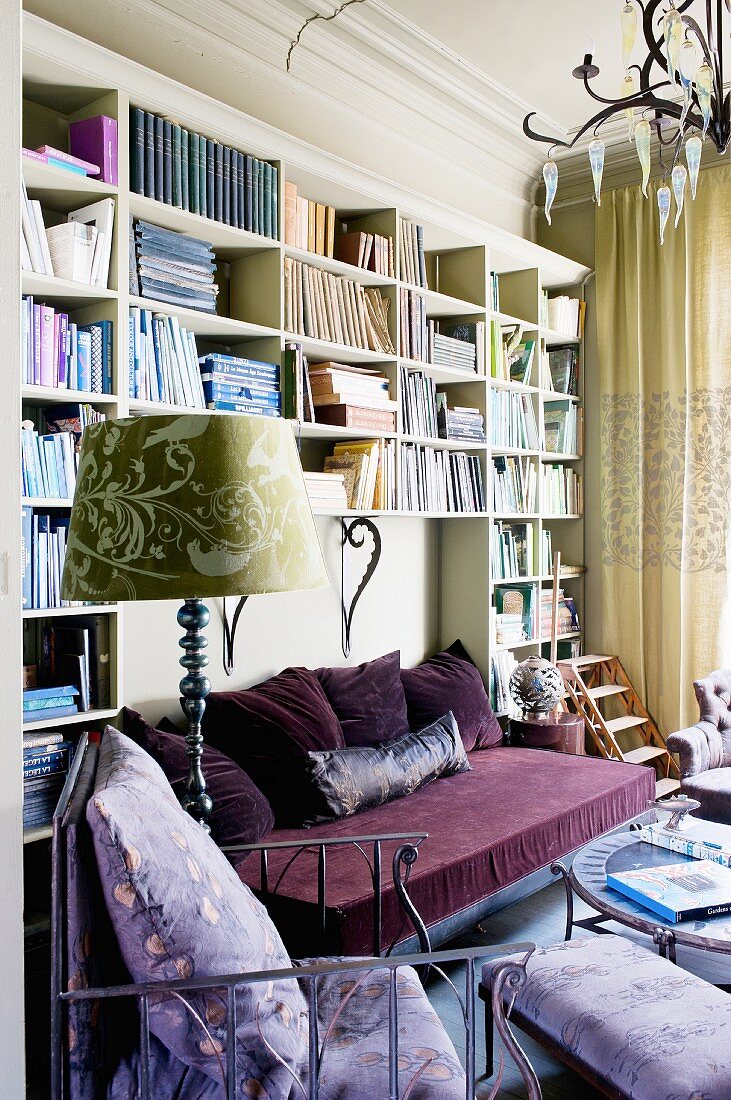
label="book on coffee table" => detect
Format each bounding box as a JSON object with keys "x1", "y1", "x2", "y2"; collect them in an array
[
  {"x1": 607, "y1": 859, "x2": 731, "y2": 923},
  {"x1": 637, "y1": 818, "x2": 731, "y2": 868}
]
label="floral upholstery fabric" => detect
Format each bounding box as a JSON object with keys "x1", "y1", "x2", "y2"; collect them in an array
[
  {"x1": 87, "y1": 728, "x2": 307, "y2": 1097},
  {"x1": 482, "y1": 935, "x2": 731, "y2": 1099}
]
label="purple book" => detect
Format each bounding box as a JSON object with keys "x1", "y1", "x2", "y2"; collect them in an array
[
  {"x1": 69, "y1": 116, "x2": 118, "y2": 186},
  {"x1": 22, "y1": 148, "x2": 48, "y2": 164}
]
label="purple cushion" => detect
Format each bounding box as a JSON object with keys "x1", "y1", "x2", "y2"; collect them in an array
[
  {"x1": 400, "y1": 640, "x2": 503, "y2": 751},
  {"x1": 121, "y1": 707, "x2": 274, "y2": 849},
  {"x1": 316, "y1": 650, "x2": 409, "y2": 748},
  {"x1": 202, "y1": 666, "x2": 344, "y2": 826},
  {"x1": 88, "y1": 727, "x2": 306, "y2": 1092}
]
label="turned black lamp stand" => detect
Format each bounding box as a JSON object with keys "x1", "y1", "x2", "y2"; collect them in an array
[{"x1": 178, "y1": 597, "x2": 214, "y2": 827}]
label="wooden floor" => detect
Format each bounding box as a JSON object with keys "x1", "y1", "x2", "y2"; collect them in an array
[{"x1": 428, "y1": 880, "x2": 731, "y2": 1099}]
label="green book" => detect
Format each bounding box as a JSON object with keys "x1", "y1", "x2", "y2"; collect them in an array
[
  {"x1": 172, "y1": 123, "x2": 182, "y2": 208},
  {"x1": 263, "y1": 162, "x2": 272, "y2": 239},
  {"x1": 258, "y1": 158, "x2": 265, "y2": 237},
  {"x1": 189, "y1": 131, "x2": 200, "y2": 215},
  {"x1": 198, "y1": 132, "x2": 207, "y2": 219},
  {"x1": 252, "y1": 158, "x2": 260, "y2": 235},
  {"x1": 271, "y1": 164, "x2": 279, "y2": 240},
  {"x1": 181, "y1": 128, "x2": 189, "y2": 211}
]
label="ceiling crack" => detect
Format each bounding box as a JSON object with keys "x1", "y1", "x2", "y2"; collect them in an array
[{"x1": 286, "y1": 0, "x2": 369, "y2": 72}]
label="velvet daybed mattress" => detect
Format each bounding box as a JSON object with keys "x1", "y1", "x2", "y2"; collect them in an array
[{"x1": 234, "y1": 747, "x2": 655, "y2": 956}]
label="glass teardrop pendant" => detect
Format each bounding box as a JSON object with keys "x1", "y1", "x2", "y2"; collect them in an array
[
  {"x1": 620, "y1": 2, "x2": 637, "y2": 69},
  {"x1": 663, "y1": 8, "x2": 683, "y2": 83},
  {"x1": 657, "y1": 185, "x2": 671, "y2": 245},
  {"x1": 621, "y1": 72, "x2": 636, "y2": 140},
  {"x1": 685, "y1": 134, "x2": 702, "y2": 198},
  {"x1": 671, "y1": 164, "x2": 687, "y2": 226},
  {"x1": 588, "y1": 139, "x2": 605, "y2": 205},
  {"x1": 635, "y1": 119, "x2": 652, "y2": 196},
  {"x1": 696, "y1": 62, "x2": 713, "y2": 136},
  {"x1": 543, "y1": 160, "x2": 558, "y2": 224}
]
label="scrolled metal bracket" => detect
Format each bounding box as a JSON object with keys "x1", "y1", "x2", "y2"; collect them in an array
[
  {"x1": 222, "y1": 595, "x2": 249, "y2": 676},
  {"x1": 341, "y1": 517, "x2": 382, "y2": 658}
]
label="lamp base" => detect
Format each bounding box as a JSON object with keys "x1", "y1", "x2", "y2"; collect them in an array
[{"x1": 178, "y1": 598, "x2": 213, "y2": 831}]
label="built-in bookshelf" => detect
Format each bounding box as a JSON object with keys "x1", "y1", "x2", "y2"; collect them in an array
[{"x1": 18, "y1": 19, "x2": 590, "y2": 844}]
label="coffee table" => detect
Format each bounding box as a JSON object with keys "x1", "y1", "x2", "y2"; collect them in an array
[{"x1": 551, "y1": 828, "x2": 731, "y2": 964}]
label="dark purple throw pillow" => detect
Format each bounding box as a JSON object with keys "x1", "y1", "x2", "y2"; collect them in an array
[
  {"x1": 316, "y1": 650, "x2": 410, "y2": 748},
  {"x1": 400, "y1": 640, "x2": 503, "y2": 751},
  {"x1": 201, "y1": 666, "x2": 345, "y2": 826},
  {"x1": 121, "y1": 707, "x2": 274, "y2": 848}
]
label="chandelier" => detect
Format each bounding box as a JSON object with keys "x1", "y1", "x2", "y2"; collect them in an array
[{"x1": 525, "y1": 0, "x2": 730, "y2": 242}]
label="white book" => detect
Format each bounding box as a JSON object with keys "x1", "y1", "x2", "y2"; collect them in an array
[
  {"x1": 21, "y1": 230, "x2": 32, "y2": 271},
  {"x1": 21, "y1": 182, "x2": 45, "y2": 273},
  {"x1": 46, "y1": 222, "x2": 97, "y2": 283},
  {"x1": 68, "y1": 198, "x2": 115, "y2": 288},
  {"x1": 30, "y1": 200, "x2": 55, "y2": 277},
  {"x1": 90, "y1": 230, "x2": 105, "y2": 287}
]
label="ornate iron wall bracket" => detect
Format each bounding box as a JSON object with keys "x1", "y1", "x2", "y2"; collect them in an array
[
  {"x1": 222, "y1": 595, "x2": 249, "y2": 676},
  {"x1": 341, "y1": 517, "x2": 382, "y2": 658}
]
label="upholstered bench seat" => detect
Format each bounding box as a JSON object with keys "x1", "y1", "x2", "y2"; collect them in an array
[
  {"x1": 480, "y1": 935, "x2": 731, "y2": 1100},
  {"x1": 680, "y1": 768, "x2": 731, "y2": 825}
]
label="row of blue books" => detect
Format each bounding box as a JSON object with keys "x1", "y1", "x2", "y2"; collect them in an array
[
  {"x1": 130, "y1": 220, "x2": 219, "y2": 313},
  {"x1": 23, "y1": 685, "x2": 79, "y2": 723},
  {"x1": 21, "y1": 427, "x2": 78, "y2": 499},
  {"x1": 21, "y1": 509, "x2": 84, "y2": 611},
  {"x1": 22, "y1": 297, "x2": 112, "y2": 392},
  {"x1": 23, "y1": 731, "x2": 73, "y2": 829},
  {"x1": 128, "y1": 307, "x2": 204, "y2": 406},
  {"x1": 200, "y1": 353, "x2": 281, "y2": 416}
]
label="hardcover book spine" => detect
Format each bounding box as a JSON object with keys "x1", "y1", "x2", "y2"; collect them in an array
[
  {"x1": 153, "y1": 115, "x2": 164, "y2": 203},
  {"x1": 180, "y1": 129, "x2": 189, "y2": 211},
  {"x1": 264, "y1": 165, "x2": 274, "y2": 240},
  {"x1": 271, "y1": 165, "x2": 279, "y2": 240},
  {"x1": 172, "y1": 124, "x2": 182, "y2": 208},
  {"x1": 222, "y1": 146, "x2": 231, "y2": 225},
  {"x1": 258, "y1": 161, "x2": 265, "y2": 238},
  {"x1": 189, "y1": 132, "x2": 200, "y2": 215},
  {"x1": 130, "y1": 108, "x2": 145, "y2": 195},
  {"x1": 214, "y1": 143, "x2": 223, "y2": 222},
  {"x1": 21, "y1": 507, "x2": 31, "y2": 609},
  {"x1": 162, "y1": 120, "x2": 173, "y2": 206},
  {"x1": 230, "y1": 149, "x2": 239, "y2": 231},
  {"x1": 236, "y1": 152, "x2": 245, "y2": 230},
  {"x1": 143, "y1": 112, "x2": 155, "y2": 199},
  {"x1": 198, "y1": 134, "x2": 207, "y2": 219},
  {"x1": 244, "y1": 155, "x2": 253, "y2": 233},
  {"x1": 206, "y1": 140, "x2": 215, "y2": 219}
]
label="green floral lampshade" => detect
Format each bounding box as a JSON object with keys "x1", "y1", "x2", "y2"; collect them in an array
[{"x1": 61, "y1": 413, "x2": 329, "y2": 602}]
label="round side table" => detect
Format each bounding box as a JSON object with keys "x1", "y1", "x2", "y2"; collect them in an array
[{"x1": 509, "y1": 713, "x2": 585, "y2": 755}]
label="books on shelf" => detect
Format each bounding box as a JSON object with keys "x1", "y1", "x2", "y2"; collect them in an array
[
  {"x1": 436, "y1": 395, "x2": 486, "y2": 443},
  {"x1": 22, "y1": 733, "x2": 74, "y2": 829},
  {"x1": 22, "y1": 181, "x2": 115, "y2": 288},
  {"x1": 543, "y1": 402, "x2": 582, "y2": 455},
  {"x1": 433, "y1": 325, "x2": 481, "y2": 372},
  {"x1": 399, "y1": 289, "x2": 427, "y2": 362},
  {"x1": 336, "y1": 230, "x2": 393, "y2": 277},
  {"x1": 304, "y1": 471, "x2": 349, "y2": 513},
  {"x1": 282, "y1": 343, "x2": 314, "y2": 423},
  {"x1": 284, "y1": 183, "x2": 335, "y2": 257},
  {"x1": 129, "y1": 107, "x2": 278, "y2": 238},
  {"x1": 543, "y1": 345, "x2": 579, "y2": 395},
  {"x1": 30, "y1": 615, "x2": 111, "y2": 712},
  {"x1": 284, "y1": 258, "x2": 395, "y2": 353},
  {"x1": 540, "y1": 528, "x2": 553, "y2": 575},
  {"x1": 69, "y1": 115, "x2": 118, "y2": 186},
  {"x1": 23, "y1": 685, "x2": 78, "y2": 723},
  {"x1": 22, "y1": 297, "x2": 112, "y2": 392},
  {"x1": 491, "y1": 521, "x2": 534, "y2": 581},
  {"x1": 34, "y1": 146, "x2": 99, "y2": 176},
  {"x1": 542, "y1": 464, "x2": 583, "y2": 515},
  {"x1": 398, "y1": 218, "x2": 427, "y2": 287},
  {"x1": 637, "y1": 819, "x2": 731, "y2": 869},
  {"x1": 400, "y1": 365, "x2": 437, "y2": 438},
  {"x1": 21, "y1": 427, "x2": 77, "y2": 501},
  {"x1": 607, "y1": 856, "x2": 731, "y2": 923},
  {"x1": 131, "y1": 219, "x2": 219, "y2": 313},
  {"x1": 494, "y1": 584, "x2": 534, "y2": 642},
  {"x1": 539, "y1": 588, "x2": 580, "y2": 637},
  {"x1": 492, "y1": 455, "x2": 537, "y2": 514},
  {"x1": 491, "y1": 323, "x2": 535, "y2": 384},
  {"x1": 128, "y1": 306, "x2": 203, "y2": 406},
  {"x1": 310, "y1": 362, "x2": 395, "y2": 432},
  {"x1": 489, "y1": 272, "x2": 500, "y2": 313},
  {"x1": 542, "y1": 293, "x2": 584, "y2": 338},
  {"x1": 490, "y1": 649, "x2": 519, "y2": 714},
  {"x1": 490, "y1": 390, "x2": 540, "y2": 450},
  {"x1": 400, "y1": 444, "x2": 484, "y2": 513},
  {"x1": 200, "y1": 352, "x2": 281, "y2": 416},
  {"x1": 324, "y1": 439, "x2": 396, "y2": 511},
  {"x1": 21, "y1": 508, "x2": 85, "y2": 611}
]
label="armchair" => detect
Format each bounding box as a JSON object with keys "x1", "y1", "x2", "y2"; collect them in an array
[{"x1": 666, "y1": 669, "x2": 731, "y2": 823}]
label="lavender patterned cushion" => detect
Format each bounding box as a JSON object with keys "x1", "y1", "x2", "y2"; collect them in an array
[
  {"x1": 296, "y1": 961, "x2": 466, "y2": 1098},
  {"x1": 483, "y1": 936, "x2": 731, "y2": 1099},
  {"x1": 87, "y1": 728, "x2": 307, "y2": 1096}
]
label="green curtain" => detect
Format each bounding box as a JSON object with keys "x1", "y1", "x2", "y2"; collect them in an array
[{"x1": 595, "y1": 164, "x2": 731, "y2": 734}]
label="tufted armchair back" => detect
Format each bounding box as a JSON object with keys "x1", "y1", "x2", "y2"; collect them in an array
[
  {"x1": 694, "y1": 670, "x2": 731, "y2": 739},
  {"x1": 667, "y1": 670, "x2": 731, "y2": 777}
]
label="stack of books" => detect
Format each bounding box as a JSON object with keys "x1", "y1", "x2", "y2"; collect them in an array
[
  {"x1": 494, "y1": 584, "x2": 534, "y2": 642},
  {"x1": 22, "y1": 182, "x2": 115, "y2": 289},
  {"x1": 131, "y1": 219, "x2": 219, "y2": 313},
  {"x1": 310, "y1": 362, "x2": 395, "y2": 432},
  {"x1": 491, "y1": 323, "x2": 535, "y2": 384},
  {"x1": 324, "y1": 439, "x2": 396, "y2": 511},
  {"x1": 607, "y1": 857, "x2": 731, "y2": 923},
  {"x1": 283, "y1": 258, "x2": 395, "y2": 353},
  {"x1": 22, "y1": 298, "x2": 112, "y2": 392},
  {"x1": 542, "y1": 465, "x2": 583, "y2": 515},
  {"x1": 637, "y1": 818, "x2": 731, "y2": 868},
  {"x1": 23, "y1": 145, "x2": 100, "y2": 177},
  {"x1": 128, "y1": 307, "x2": 204, "y2": 406},
  {"x1": 21, "y1": 508, "x2": 88, "y2": 610},
  {"x1": 490, "y1": 650, "x2": 519, "y2": 714},
  {"x1": 399, "y1": 290, "x2": 428, "y2": 362},
  {"x1": 23, "y1": 686, "x2": 79, "y2": 724},
  {"x1": 492, "y1": 455, "x2": 537, "y2": 514},
  {"x1": 32, "y1": 615, "x2": 111, "y2": 712},
  {"x1": 400, "y1": 366, "x2": 438, "y2": 438},
  {"x1": 22, "y1": 732, "x2": 74, "y2": 830},
  {"x1": 491, "y1": 521, "x2": 534, "y2": 581},
  {"x1": 432, "y1": 326, "x2": 480, "y2": 373},
  {"x1": 68, "y1": 115, "x2": 118, "y2": 185},
  {"x1": 543, "y1": 346, "x2": 579, "y2": 395},
  {"x1": 539, "y1": 589, "x2": 580, "y2": 637},
  {"x1": 199, "y1": 353, "x2": 281, "y2": 416},
  {"x1": 130, "y1": 108, "x2": 278, "y2": 238},
  {"x1": 398, "y1": 218, "x2": 427, "y2": 287},
  {"x1": 21, "y1": 427, "x2": 78, "y2": 499},
  {"x1": 400, "y1": 445, "x2": 484, "y2": 513},
  {"x1": 283, "y1": 182, "x2": 335, "y2": 258},
  {"x1": 542, "y1": 293, "x2": 584, "y2": 338},
  {"x1": 490, "y1": 390, "x2": 540, "y2": 450},
  {"x1": 543, "y1": 402, "x2": 582, "y2": 455},
  {"x1": 337, "y1": 230, "x2": 393, "y2": 276},
  {"x1": 436, "y1": 396, "x2": 485, "y2": 443},
  {"x1": 303, "y1": 471, "x2": 349, "y2": 513}
]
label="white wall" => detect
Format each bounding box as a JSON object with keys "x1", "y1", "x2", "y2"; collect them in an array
[{"x1": 0, "y1": 1, "x2": 26, "y2": 1095}]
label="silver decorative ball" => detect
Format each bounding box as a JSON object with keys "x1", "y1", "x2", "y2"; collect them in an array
[{"x1": 508, "y1": 657, "x2": 563, "y2": 717}]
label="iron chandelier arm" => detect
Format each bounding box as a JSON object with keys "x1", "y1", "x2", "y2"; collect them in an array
[{"x1": 581, "y1": 70, "x2": 675, "y2": 107}]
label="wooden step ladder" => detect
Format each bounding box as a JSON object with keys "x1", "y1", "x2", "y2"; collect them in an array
[{"x1": 558, "y1": 654, "x2": 680, "y2": 797}]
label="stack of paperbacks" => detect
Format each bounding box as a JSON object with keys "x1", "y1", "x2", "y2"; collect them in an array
[
  {"x1": 309, "y1": 362, "x2": 396, "y2": 432},
  {"x1": 323, "y1": 438, "x2": 396, "y2": 511}
]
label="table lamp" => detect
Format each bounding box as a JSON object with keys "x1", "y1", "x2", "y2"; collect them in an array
[{"x1": 61, "y1": 413, "x2": 328, "y2": 829}]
